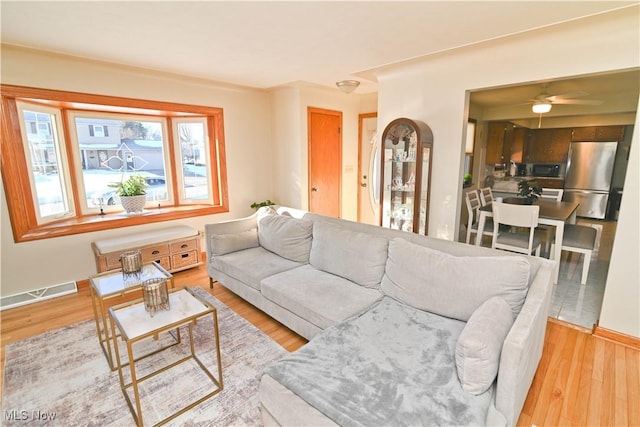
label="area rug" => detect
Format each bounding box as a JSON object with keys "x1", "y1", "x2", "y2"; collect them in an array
[{"x1": 1, "y1": 287, "x2": 288, "y2": 426}]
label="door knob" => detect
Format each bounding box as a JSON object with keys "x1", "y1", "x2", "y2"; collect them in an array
[{"x1": 311, "y1": 187, "x2": 319, "y2": 192}]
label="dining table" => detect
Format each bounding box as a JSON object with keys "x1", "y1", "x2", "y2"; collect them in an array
[{"x1": 474, "y1": 197, "x2": 580, "y2": 284}]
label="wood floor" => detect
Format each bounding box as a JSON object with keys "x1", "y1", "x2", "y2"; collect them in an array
[{"x1": 2, "y1": 265, "x2": 638, "y2": 426}]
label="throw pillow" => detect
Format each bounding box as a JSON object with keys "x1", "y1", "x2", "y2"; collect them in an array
[
  {"x1": 455, "y1": 296, "x2": 515, "y2": 395},
  {"x1": 380, "y1": 238, "x2": 530, "y2": 321},
  {"x1": 309, "y1": 221, "x2": 388, "y2": 288},
  {"x1": 209, "y1": 228, "x2": 259, "y2": 256},
  {"x1": 258, "y1": 214, "x2": 313, "y2": 263}
]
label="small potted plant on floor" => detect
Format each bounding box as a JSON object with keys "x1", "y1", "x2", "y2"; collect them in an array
[
  {"x1": 517, "y1": 179, "x2": 542, "y2": 204},
  {"x1": 110, "y1": 175, "x2": 148, "y2": 213}
]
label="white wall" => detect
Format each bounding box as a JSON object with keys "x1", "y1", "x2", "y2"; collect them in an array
[
  {"x1": 0, "y1": 46, "x2": 274, "y2": 296},
  {"x1": 599, "y1": 108, "x2": 640, "y2": 338},
  {"x1": 375, "y1": 7, "x2": 639, "y2": 336},
  {"x1": 272, "y1": 85, "x2": 377, "y2": 221}
]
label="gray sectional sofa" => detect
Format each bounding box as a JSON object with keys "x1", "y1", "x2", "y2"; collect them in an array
[{"x1": 205, "y1": 206, "x2": 555, "y2": 426}]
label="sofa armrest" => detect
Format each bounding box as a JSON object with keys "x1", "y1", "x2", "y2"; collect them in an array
[
  {"x1": 494, "y1": 259, "x2": 554, "y2": 426},
  {"x1": 204, "y1": 211, "x2": 259, "y2": 256}
]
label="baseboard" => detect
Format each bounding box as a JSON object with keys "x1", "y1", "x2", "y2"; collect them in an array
[
  {"x1": 593, "y1": 323, "x2": 640, "y2": 350},
  {"x1": 0, "y1": 281, "x2": 78, "y2": 310}
]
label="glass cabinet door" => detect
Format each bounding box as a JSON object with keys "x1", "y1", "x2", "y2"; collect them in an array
[{"x1": 380, "y1": 118, "x2": 433, "y2": 234}]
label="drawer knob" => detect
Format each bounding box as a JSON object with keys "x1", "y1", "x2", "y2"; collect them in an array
[
  {"x1": 181, "y1": 253, "x2": 189, "y2": 258},
  {"x1": 152, "y1": 250, "x2": 160, "y2": 255},
  {"x1": 181, "y1": 244, "x2": 188, "y2": 249}
]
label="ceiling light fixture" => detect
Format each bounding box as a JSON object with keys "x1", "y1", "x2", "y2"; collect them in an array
[
  {"x1": 532, "y1": 101, "x2": 552, "y2": 114},
  {"x1": 336, "y1": 80, "x2": 360, "y2": 94}
]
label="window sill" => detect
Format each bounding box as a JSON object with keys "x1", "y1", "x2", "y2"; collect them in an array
[{"x1": 14, "y1": 205, "x2": 228, "y2": 243}]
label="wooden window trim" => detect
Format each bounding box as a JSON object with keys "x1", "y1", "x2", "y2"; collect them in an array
[{"x1": 1, "y1": 85, "x2": 229, "y2": 243}]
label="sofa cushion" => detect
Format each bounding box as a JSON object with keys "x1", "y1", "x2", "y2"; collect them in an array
[
  {"x1": 209, "y1": 228, "x2": 259, "y2": 256},
  {"x1": 211, "y1": 246, "x2": 302, "y2": 291},
  {"x1": 381, "y1": 238, "x2": 530, "y2": 321},
  {"x1": 258, "y1": 214, "x2": 313, "y2": 263},
  {"x1": 261, "y1": 265, "x2": 382, "y2": 329},
  {"x1": 455, "y1": 296, "x2": 514, "y2": 395},
  {"x1": 309, "y1": 221, "x2": 388, "y2": 288}
]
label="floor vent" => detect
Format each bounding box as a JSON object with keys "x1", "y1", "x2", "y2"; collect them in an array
[{"x1": 0, "y1": 281, "x2": 77, "y2": 311}]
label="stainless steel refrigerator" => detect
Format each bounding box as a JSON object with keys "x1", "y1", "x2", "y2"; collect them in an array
[{"x1": 564, "y1": 141, "x2": 618, "y2": 219}]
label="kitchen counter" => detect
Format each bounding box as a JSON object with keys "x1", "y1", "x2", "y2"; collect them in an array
[{"x1": 491, "y1": 176, "x2": 565, "y2": 193}]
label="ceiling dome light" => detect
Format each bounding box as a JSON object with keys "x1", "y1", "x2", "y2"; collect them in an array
[
  {"x1": 336, "y1": 80, "x2": 360, "y2": 94},
  {"x1": 532, "y1": 101, "x2": 552, "y2": 114}
]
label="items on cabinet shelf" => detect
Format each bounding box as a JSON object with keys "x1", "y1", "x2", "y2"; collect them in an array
[{"x1": 380, "y1": 118, "x2": 433, "y2": 235}]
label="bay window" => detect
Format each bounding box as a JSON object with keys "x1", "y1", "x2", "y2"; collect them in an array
[{"x1": 1, "y1": 85, "x2": 229, "y2": 242}]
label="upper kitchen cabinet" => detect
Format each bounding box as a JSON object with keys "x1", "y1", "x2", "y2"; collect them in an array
[
  {"x1": 380, "y1": 118, "x2": 433, "y2": 235},
  {"x1": 571, "y1": 125, "x2": 625, "y2": 141},
  {"x1": 486, "y1": 122, "x2": 525, "y2": 164},
  {"x1": 523, "y1": 128, "x2": 572, "y2": 163}
]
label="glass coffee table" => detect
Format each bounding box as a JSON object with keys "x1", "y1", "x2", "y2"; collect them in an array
[
  {"x1": 109, "y1": 287, "x2": 223, "y2": 426},
  {"x1": 89, "y1": 262, "x2": 174, "y2": 370}
]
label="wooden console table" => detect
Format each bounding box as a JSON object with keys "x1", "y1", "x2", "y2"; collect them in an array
[{"x1": 92, "y1": 225, "x2": 202, "y2": 274}]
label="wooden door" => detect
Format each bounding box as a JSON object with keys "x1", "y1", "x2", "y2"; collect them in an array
[
  {"x1": 308, "y1": 107, "x2": 341, "y2": 217},
  {"x1": 357, "y1": 113, "x2": 378, "y2": 224}
]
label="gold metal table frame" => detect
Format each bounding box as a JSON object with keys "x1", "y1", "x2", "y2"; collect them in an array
[
  {"x1": 109, "y1": 287, "x2": 223, "y2": 427},
  {"x1": 89, "y1": 261, "x2": 175, "y2": 371}
]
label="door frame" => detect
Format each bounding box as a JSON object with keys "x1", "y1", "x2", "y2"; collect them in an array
[{"x1": 357, "y1": 112, "x2": 378, "y2": 223}]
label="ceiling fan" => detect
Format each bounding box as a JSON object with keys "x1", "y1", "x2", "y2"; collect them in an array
[{"x1": 530, "y1": 84, "x2": 603, "y2": 114}]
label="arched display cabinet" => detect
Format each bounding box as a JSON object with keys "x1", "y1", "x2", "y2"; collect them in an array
[{"x1": 379, "y1": 118, "x2": 433, "y2": 234}]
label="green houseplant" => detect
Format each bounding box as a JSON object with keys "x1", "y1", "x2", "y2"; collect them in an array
[
  {"x1": 517, "y1": 179, "x2": 542, "y2": 204},
  {"x1": 250, "y1": 200, "x2": 276, "y2": 210},
  {"x1": 110, "y1": 175, "x2": 148, "y2": 213}
]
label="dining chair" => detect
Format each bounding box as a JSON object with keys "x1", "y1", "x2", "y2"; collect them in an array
[
  {"x1": 464, "y1": 189, "x2": 494, "y2": 245},
  {"x1": 479, "y1": 187, "x2": 494, "y2": 206},
  {"x1": 551, "y1": 223, "x2": 597, "y2": 285},
  {"x1": 538, "y1": 188, "x2": 564, "y2": 254},
  {"x1": 491, "y1": 202, "x2": 542, "y2": 256}
]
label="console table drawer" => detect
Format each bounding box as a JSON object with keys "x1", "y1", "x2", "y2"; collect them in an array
[
  {"x1": 170, "y1": 239, "x2": 197, "y2": 253},
  {"x1": 172, "y1": 251, "x2": 198, "y2": 269},
  {"x1": 141, "y1": 244, "x2": 170, "y2": 259},
  {"x1": 105, "y1": 253, "x2": 124, "y2": 270},
  {"x1": 151, "y1": 256, "x2": 171, "y2": 271}
]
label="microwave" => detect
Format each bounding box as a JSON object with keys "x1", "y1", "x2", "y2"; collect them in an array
[{"x1": 532, "y1": 164, "x2": 561, "y2": 177}]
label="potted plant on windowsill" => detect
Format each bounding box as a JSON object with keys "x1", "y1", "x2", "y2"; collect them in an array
[
  {"x1": 517, "y1": 179, "x2": 542, "y2": 204},
  {"x1": 110, "y1": 175, "x2": 148, "y2": 213}
]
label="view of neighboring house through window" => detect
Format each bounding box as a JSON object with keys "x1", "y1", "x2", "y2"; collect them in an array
[
  {"x1": 17, "y1": 103, "x2": 74, "y2": 221},
  {"x1": 68, "y1": 113, "x2": 171, "y2": 212}
]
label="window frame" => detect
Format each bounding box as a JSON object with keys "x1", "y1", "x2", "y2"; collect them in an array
[{"x1": 1, "y1": 85, "x2": 229, "y2": 243}]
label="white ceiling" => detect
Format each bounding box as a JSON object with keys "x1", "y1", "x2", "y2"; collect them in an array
[{"x1": 1, "y1": 1, "x2": 638, "y2": 118}]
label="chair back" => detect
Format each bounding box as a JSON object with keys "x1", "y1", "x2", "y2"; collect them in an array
[
  {"x1": 540, "y1": 188, "x2": 564, "y2": 201},
  {"x1": 479, "y1": 187, "x2": 494, "y2": 206},
  {"x1": 492, "y1": 203, "x2": 541, "y2": 255},
  {"x1": 465, "y1": 190, "x2": 481, "y2": 217},
  {"x1": 493, "y1": 203, "x2": 539, "y2": 228}
]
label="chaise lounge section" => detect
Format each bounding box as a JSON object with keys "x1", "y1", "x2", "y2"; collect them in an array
[{"x1": 205, "y1": 206, "x2": 555, "y2": 425}]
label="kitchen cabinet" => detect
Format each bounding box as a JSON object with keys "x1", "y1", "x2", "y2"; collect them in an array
[
  {"x1": 531, "y1": 178, "x2": 564, "y2": 189},
  {"x1": 380, "y1": 118, "x2": 433, "y2": 234},
  {"x1": 486, "y1": 122, "x2": 525, "y2": 164},
  {"x1": 572, "y1": 125, "x2": 625, "y2": 142},
  {"x1": 523, "y1": 128, "x2": 572, "y2": 163}
]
